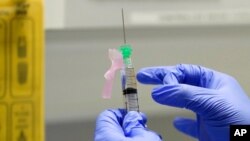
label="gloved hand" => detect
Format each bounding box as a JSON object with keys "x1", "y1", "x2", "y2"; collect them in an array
[
  {"x1": 137, "y1": 64, "x2": 250, "y2": 141},
  {"x1": 95, "y1": 109, "x2": 162, "y2": 141}
]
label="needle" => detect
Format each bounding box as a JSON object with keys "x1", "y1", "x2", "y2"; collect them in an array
[{"x1": 122, "y1": 8, "x2": 126, "y2": 44}]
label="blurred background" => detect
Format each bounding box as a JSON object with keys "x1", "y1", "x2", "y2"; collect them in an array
[{"x1": 45, "y1": 0, "x2": 250, "y2": 140}]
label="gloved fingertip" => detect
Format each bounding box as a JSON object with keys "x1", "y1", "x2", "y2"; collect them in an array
[
  {"x1": 95, "y1": 109, "x2": 130, "y2": 141},
  {"x1": 173, "y1": 117, "x2": 198, "y2": 138},
  {"x1": 136, "y1": 69, "x2": 162, "y2": 84},
  {"x1": 97, "y1": 109, "x2": 125, "y2": 124},
  {"x1": 139, "y1": 112, "x2": 147, "y2": 124},
  {"x1": 136, "y1": 70, "x2": 147, "y2": 82},
  {"x1": 173, "y1": 117, "x2": 186, "y2": 127},
  {"x1": 97, "y1": 109, "x2": 114, "y2": 118}
]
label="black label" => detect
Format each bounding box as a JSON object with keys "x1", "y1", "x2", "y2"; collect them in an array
[{"x1": 123, "y1": 88, "x2": 137, "y2": 95}]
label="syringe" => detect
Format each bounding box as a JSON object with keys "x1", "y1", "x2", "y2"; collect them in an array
[{"x1": 119, "y1": 9, "x2": 140, "y2": 112}]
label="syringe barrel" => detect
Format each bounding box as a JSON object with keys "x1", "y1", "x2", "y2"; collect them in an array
[{"x1": 123, "y1": 67, "x2": 139, "y2": 112}]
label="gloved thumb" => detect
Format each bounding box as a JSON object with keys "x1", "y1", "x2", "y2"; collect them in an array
[
  {"x1": 123, "y1": 111, "x2": 147, "y2": 136},
  {"x1": 152, "y1": 84, "x2": 215, "y2": 115},
  {"x1": 173, "y1": 117, "x2": 198, "y2": 138}
]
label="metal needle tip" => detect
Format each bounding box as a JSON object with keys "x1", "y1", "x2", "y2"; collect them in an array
[{"x1": 122, "y1": 8, "x2": 126, "y2": 44}]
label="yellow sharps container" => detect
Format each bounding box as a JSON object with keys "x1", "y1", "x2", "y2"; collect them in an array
[{"x1": 0, "y1": 0, "x2": 44, "y2": 141}]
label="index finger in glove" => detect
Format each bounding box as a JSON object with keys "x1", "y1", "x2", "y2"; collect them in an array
[{"x1": 137, "y1": 64, "x2": 225, "y2": 89}]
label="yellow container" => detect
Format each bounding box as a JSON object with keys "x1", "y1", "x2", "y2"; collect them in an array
[{"x1": 0, "y1": 0, "x2": 44, "y2": 141}]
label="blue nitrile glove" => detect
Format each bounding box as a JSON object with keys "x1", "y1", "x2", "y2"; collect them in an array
[
  {"x1": 137, "y1": 64, "x2": 250, "y2": 141},
  {"x1": 95, "y1": 109, "x2": 162, "y2": 141}
]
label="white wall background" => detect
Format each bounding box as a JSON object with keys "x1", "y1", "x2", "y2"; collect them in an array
[
  {"x1": 65, "y1": 0, "x2": 250, "y2": 28},
  {"x1": 45, "y1": 0, "x2": 250, "y2": 29},
  {"x1": 45, "y1": 0, "x2": 250, "y2": 140},
  {"x1": 45, "y1": 0, "x2": 65, "y2": 29}
]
